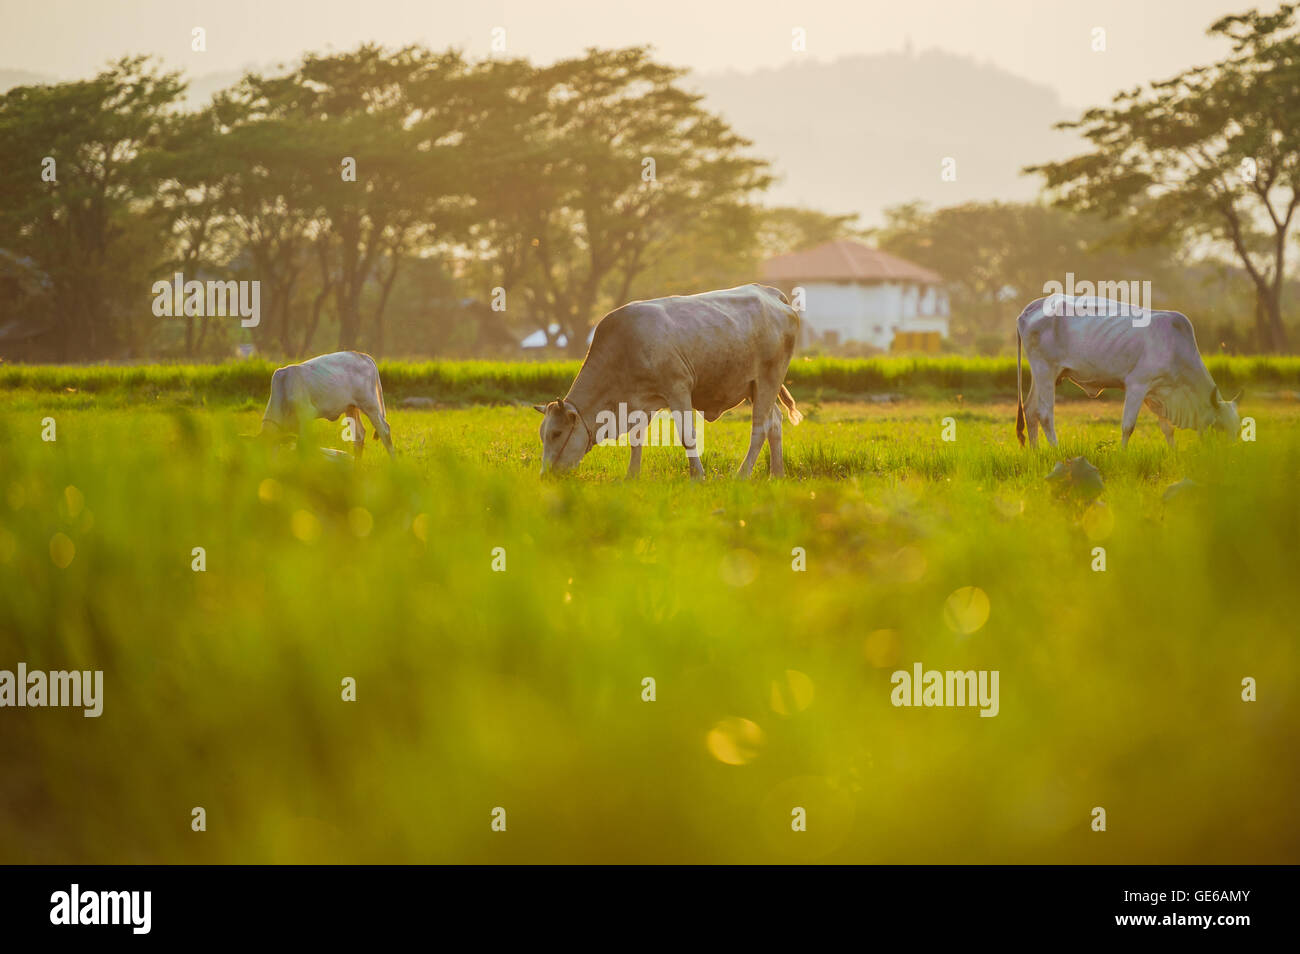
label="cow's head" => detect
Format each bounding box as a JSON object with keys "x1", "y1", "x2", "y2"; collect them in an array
[
  {"x1": 1211, "y1": 386, "x2": 1241, "y2": 436},
  {"x1": 256, "y1": 416, "x2": 294, "y2": 443},
  {"x1": 534, "y1": 397, "x2": 591, "y2": 476}
]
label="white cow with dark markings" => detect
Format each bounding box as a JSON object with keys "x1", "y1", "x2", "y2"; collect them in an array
[
  {"x1": 1015, "y1": 295, "x2": 1239, "y2": 449},
  {"x1": 535, "y1": 283, "x2": 802, "y2": 478},
  {"x1": 261, "y1": 351, "x2": 394, "y2": 457}
]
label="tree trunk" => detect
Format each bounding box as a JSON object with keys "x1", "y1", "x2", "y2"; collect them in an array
[
  {"x1": 1264, "y1": 289, "x2": 1289, "y2": 353},
  {"x1": 371, "y1": 258, "x2": 400, "y2": 359},
  {"x1": 301, "y1": 289, "x2": 329, "y2": 358},
  {"x1": 336, "y1": 289, "x2": 362, "y2": 351}
]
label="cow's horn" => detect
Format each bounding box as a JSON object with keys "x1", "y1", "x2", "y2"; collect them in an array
[{"x1": 1229, "y1": 389, "x2": 1242, "y2": 403}]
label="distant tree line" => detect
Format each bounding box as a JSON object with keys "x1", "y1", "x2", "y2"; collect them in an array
[
  {"x1": 871, "y1": 200, "x2": 1295, "y2": 355},
  {"x1": 0, "y1": 46, "x2": 781, "y2": 361}
]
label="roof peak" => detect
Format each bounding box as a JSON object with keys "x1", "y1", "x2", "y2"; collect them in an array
[{"x1": 761, "y1": 238, "x2": 943, "y2": 284}]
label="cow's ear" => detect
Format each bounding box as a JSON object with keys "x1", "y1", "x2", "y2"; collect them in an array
[
  {"x1": 1212, "y1": 387, "x2": 1222, "y2": 406},
  {"x1": 533, "y1": 404, "x2": 547, "y2": 414}
]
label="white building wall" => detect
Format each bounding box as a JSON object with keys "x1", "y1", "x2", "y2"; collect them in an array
[
  {"x1": 795, "y1": 280, "x2": 949, "y2": 349},
  {"x1": 919, "y1": 285, "x2": 936, "y2": 316}
]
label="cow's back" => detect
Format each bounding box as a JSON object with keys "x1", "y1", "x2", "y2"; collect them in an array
[
  {"x1": 1021, "y1": 298, "x2": 1147, "y2": 375},
  {"x1": 1020, "y1": 297, "x2": 1215, "y2": 391},
  {"x1": 296, "y1": 351, "x2": 378, "y2": 417},
  {"x1": 569, "y1": 284, "x2": 798, "y2": 419},
  {"x1": 601, "y1": 285, "x2": 794, "y2": 369}
]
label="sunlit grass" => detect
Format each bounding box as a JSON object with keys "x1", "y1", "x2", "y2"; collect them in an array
[
  {"x1": 0, "y1": 398, "x2": 1296, "y2": 862},
  {"x1": 2, "y1": 353, "x2": 1298, "y2": 407}
]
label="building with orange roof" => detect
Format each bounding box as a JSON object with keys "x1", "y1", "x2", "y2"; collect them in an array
[{"x1": 760, "y1": 238, "x2": 949, "y2": 351}]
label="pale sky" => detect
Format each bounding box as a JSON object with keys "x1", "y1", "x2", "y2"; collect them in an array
[{"x1": 0, "y1": 0, "x2": 1261, "y2": 107}]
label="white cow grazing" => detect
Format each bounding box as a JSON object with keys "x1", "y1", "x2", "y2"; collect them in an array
[
  {"x1": 261, "y1": 351, "x2": 394, "y2": 457},
  {"x1": 534, "y1": 283, "x2": 802, "y2": 478},
  {"x1": 1015, "y1": 295, "x2": 1240, "y2": 449}
]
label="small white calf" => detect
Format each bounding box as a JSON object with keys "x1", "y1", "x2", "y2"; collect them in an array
[{"x1": 261, "y1": 351, "x2": 394, "y2": 457}]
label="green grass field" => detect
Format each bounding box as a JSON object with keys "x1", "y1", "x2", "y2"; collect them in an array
[
  {"x1": 1, "y1": 389, "x2": 1297, "y2": 862},
  {"x1": 4, "y1": 353, "x2": 1300, "y2": 406}
]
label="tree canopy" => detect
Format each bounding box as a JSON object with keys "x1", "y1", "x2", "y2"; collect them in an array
[{"x1": 1027, "y1": 2, "x2": 1300, "y2": 352}]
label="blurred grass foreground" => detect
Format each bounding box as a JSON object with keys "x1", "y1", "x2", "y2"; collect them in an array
[{"x1": 0, "y1": 398, "x2": 1297, "y2": 862}]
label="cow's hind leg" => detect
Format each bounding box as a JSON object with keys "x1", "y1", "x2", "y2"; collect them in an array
[
  {"x1": 1039, "y1": 369, "x2": 1060, "y2": 447},
  {"x1": 1039, "y1": 403, "x2": 1058, "y2": 448},
  {"x1": 1023, "y1": 380, "x2": 1041, "y2": 448},
  {"x1": 738, "y1": 380, "x2": 780, "y2": 478},
  {"x1": 1027, "y1": 361, "x2": 1058, "y2": 447},
  {"x1": 766, "y1": 405, "x2": 785, "y2": 477}
]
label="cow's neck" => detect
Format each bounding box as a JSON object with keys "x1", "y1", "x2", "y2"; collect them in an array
[
  {"x1": 565, "y1": 355, "x2": 623, "y2": 436},
  {"x1": 1152, "y1": 379, "x2": 1216, "y2": 431}
]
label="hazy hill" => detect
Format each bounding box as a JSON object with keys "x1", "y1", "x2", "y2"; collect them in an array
[{"x1": 689, "y1": 49, "x2": 1081, "y2": 223}]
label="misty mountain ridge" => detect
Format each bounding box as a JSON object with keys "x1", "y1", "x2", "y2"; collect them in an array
[{"x1": 689, "y1": 48, "x2": 1082, "y2": 223}]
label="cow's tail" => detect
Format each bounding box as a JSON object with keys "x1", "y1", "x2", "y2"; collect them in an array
[
  {"x1": 1015, "y1": 330, "x2": 1026, "y2": 447},
  {"x1": 768, "y1": 283, "x2": 803, "y2": 341},
  {"x1": 779, "y1": 384, "x2": 803, "y2": 425}
]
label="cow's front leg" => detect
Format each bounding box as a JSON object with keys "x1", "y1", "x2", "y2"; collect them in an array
[
  {"x1": 346, "y1": 406, "x2": 365, "y2": 458},
  {"x1": 1023, "y1": 382, "x2": 1040, "y2": 448},
  {"x1": 1120, "y1": 385, "x2": 1148, "y2": 448},
  {"x1": 1147, "y1": 402, "x2": 1177, "y2": 449},
  {"x1": 1032, "y1": 366, "x2": 1058, "y2": 447},
  {"x1": 625, "y1": 405, "x2": 656, "y2": 478},
  {"x1": 669, "y1": 397, "x2": 704, "y2": 479},
  {"x1": 738, "y1": 382, "x2": 779, "y2": 477},
  {"x1": 766, "y1": 406, "x2": 785, "y2": 477},
  {"x1": 359, "y1": 399, "x2": 394, "y2": 457}
]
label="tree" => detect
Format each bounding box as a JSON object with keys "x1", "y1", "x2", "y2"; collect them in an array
[
  {"x1": 1027, "y1": 2, "x2": 1300, "y2": 352},
  {"x1": 212, "y1": 46, "x2": 471, "y2": 356},
  {"x1": 0, "y1": 57, "x2": 184, "y2": 359},
  {"x1": 756, "y1": 206, "x2": 865, "y2": 259},
  {"x1": 148, "y1": 105, "x2": 242, "y2": 357},
  {"x1": 506, "y1": 48, "x2": 771, "y2": 352},
  {"x1": 295, "y1": 46, "x2": 470, "y2": 353}
]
